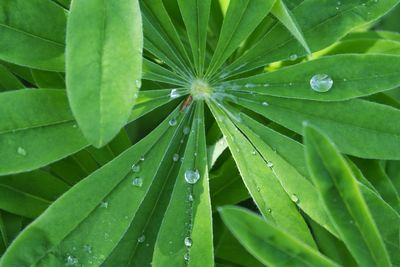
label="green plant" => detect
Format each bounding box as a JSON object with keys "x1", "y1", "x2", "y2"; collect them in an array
[{"x1": 1, "y1": 0, "x2": 400, "y2": 266}]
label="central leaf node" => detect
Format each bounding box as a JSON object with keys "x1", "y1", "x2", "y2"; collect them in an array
[{"x1": 190, "y1": 79, "x2": 213, "y2": 100}]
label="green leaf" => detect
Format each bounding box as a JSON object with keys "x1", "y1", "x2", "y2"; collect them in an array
[
  {"x1": 206, "y1": 0, "x2": 276, "y2": 77},
  {"x1": 177, "y1": 0, "x2": 211, "y2": 75},
  {"x1": 0, "y1": 0, "x2": 66, "y2": 71},
  {"x1": 66, "y1": 0, "x2": 143, "y2": 147},
  {"x1": 304, "y1": 124, "x2": 392, "y2": 267},
  {"x1": 31, "y1": 70, "x2": 65, "y2": 89},
  {"x1": 219, "y1": 206, "x2": 339, "y2": 267},
  {"x1": 0, "y1": 89, "x2": 175, "y2": 175},
  {"x1": 228, "y1": 54, "x2": 400, "y2": 101},
  {"x1": 0, "y1": 89, "x2": 87, "y2": 175},
  {"x1": 0, "y1": 109, "x2": 184, "y2": 266},
  {"x1": 235, "y1": 94, "x2": 400, "y2": 160},
  {"x1": 225, "y1": 0, "x2": 400, "y2": 76},
  {"x1": 0, "y1": 170, "x2": 69, "y2": 218},
  {"x1": 153, "y1": 102, "x2": 214, "y2": 266},
  {"x1": 0, "y1": 64, "x2": 24, "y2": 91},
  {"x1": 208, "y1": 101, "x2": 316, "y2": 247},
  {"x1": 271, "y1": 0, "x2": 310, "y2": 54}
]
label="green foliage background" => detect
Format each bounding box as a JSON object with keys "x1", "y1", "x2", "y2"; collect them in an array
[{"x1": 1, "y1": 0, "x2": 400, "y2": 266}]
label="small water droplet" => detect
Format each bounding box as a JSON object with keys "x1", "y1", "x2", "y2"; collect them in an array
[
  {"x1": 100, "y1": 201, "x2": 108, "y2": 208},
  {"x1": 173, "y1": 154, "x2": 180, "y2": 162},
  {"x1": 310, "y1": 74, "x2": 333, "y2": 92},
  {"x1": 135, "y1": 79, "x2": 142, "y2": 89},
  {"x1": 184, "y1": 169, "x2": 200, "y2": 184},
  {"x1": 170, "y1": 89, "x2": 181, "y2": 99},
  {"x1": 132, "y1": 164, "x2": 140, "y2": 173},
  {"x1": 17, "y1": 147, "x2": 27, "y2": 156},
  {"x1": 140, "y1": 155, "x2": 145, "y2": 161},
  {"x1": 183, "y1": 126, "x2": 190, "y2": 135},
  {"x1": 83, "y1": 245, "x2": 92, "y2": 254},
  {"x1": 72, "y1": 124, "x2": 77, "y2": 128},
  {"x1": 169, "y1": 118, "x2": 177, "y2": 126},
  {"x1": 66, "y1": 256, "x2": 79, "y2": 266},
  {"x1": 184, "y1": 237, "x2": 193, "y2": 248},
  {"x1": 184, "y1": 253, "x2": 190, "y2": 262},
  {"x1": 262, "y1": 101, "x2": 269, "y2": 107},
  {"x1": 267, "y1": 208, "x2": 272, "y2": 213},
  {"x1": 267, "y1": 161, "x2": 274, "y2": 168},
  {"x1": 188, "y1": 194, "x2": 194, "y2": 202},
  {"x1": 289, "y1": 54, "x2": 298, "y2": 61},
  {"x1": 138, "y1": 234, "x2": 146, "y2": 243},
  {"x1": 132, "y1": 178, "x2": 143, "y2": 187},
  {"x1": 252, "y1": 150, "x2": 257, "y2": 155},
  {"x1": 291, "y1": 194, "x2": 300, "y2": 204}
]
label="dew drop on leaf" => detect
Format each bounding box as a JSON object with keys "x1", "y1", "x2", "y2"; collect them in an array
[
  {"x1": 183, "y1": 126, "x2": 190, "y2": 135},
  {"x1": 135, "y1": 79, "x2": 142, "y2": 89},
  {"x1": 184, "y1": 169, "x2": 200, "y2": 184},
  {"x1": 140, "y1": 155, "x2": 145, "y2": 161},
  {"x1": 83, "y1": 244, "x2": 92, "y2": 254},
  {"x1": 132, "y1": 178, "x2": 143, "y2": 187},
  {"x1": 17, "y1": 147, "x2": 27, "y2": 156},
  {"x1": 173, "y1": 154, "x2": 180, "y2": 162},
  {"x1": 262, "y1": 101, "x2": 269, "y2": 107},
  {"x1": 267, "y1": 161, "x2": 274, "y2": 168},
  {"x1": 184, "y1": 237, "x2": 193, "y2": 248},
  {"x1": 184, "y1": 252, "x2": 190, "y2": 262},
  {"x1": 291, "y1": 194, "x2": 300, "y2": 204},
  {"x1": 131, "y1": 164, "x2": 140, "y2": 173},
  {"x1": 100, "y1": 201, "x2": 108, "y2": 208},
  {"x1": 289, "y1": 54, "x2": 298, "y2": 61},
  {"x1": 138, "y1": 234, "x2": 146, "y2": 243},
  {"x1": 310, "y1": 74, "x2": 333, "y2": 92},
  {"x1": 188, "y1": 194, "x2": 194, "y2": 202},
  {"x1": 169, "y1": 118, "x2": 177, "y2": 126},
  {"x1": 170, "y1": 89, "x2": 181, "y2": 99},
  {"x1": 66, "y1": 256, "x2": 79, "y2": 266}
]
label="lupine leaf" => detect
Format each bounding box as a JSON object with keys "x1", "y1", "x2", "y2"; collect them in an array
[
  {"x1": 66, "y1": 0, "x2": 143, "y2": 147},
  {"x1": 0, "y1": 0, "x2": 66, "y2": 71},
  {"x1": 219, "y1": 206, "x2": 339, "y2": 267},
  {"x1": 304, "y1": 124, "x2": 392, "y2": 267}
]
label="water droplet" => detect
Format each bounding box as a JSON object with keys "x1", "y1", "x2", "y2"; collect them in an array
[
  {"x1": 132, "y1": 178, "x2": 143, "y2": 187},
  {"x1": 132, "y1": 164, "x2": 140, "y2": 173},
  {"x1": 173, "y1": 154, "x2": 180, "y2": 162},
  {"x1": 252, "y1": 150, "x2": 257, "y2": 155},
  {"x1": 170, "y1": 89, "x2": 181, "y2": 99},
  {"x1": 262, "y1": 101, "x2": 269, "y2": 107},
  {"x1": 291, "y1": 194, "x2": 300, "y2": 204},
  {"x1": 138, "y1": 234, "x2": 146, "y2": 243},
  {"x1": 245, "y1": 83, "x2": 256, "y2": 88},
  {"x1": 183, "y1": 126, "x2": 190, "y2": 135},
  {"x1": 267, "y1": 208, "x2": 272, "y2": 213},
  {"x1": 169, "y1": 118, "x2": 177, "y2": 126},
  {"x1": 184, "y1": 237, "x2": 193, "y2": 248},
  {"x1": 72, "y1": 124, "x2": 77, "y2": 128},
  {"x1": 135, "y1": 79, "x2": 142, "y2": 89},
  {"x1": 188, "y1": 194, "x2": 194, "y2": 202},
  {"x1": 184, "y1": 169, "x2": 200, "y2": 184},
  {"x1": 17, "y1": 147, "x2": 27, "y2": 156},
  {"x1": 184, "y1": 253, "x2": 190, "y2": 262},
  {"x1": 267, "y1": 161, "x2": 274, "y2": 168},
  {"x1": 310, "y1": 74, "x2": 333, "y2": 92},
  {"x1": 100, "y1": 201, "x2": 108, "y2": 208},
  {"x1": 140, "y1": 155, "x2": 145, "y2": 161},
  {"x1": 66, "y1": 256, "x2": 79, "y2": 266},
  {"x1": 83, "y1": 245, "x2": 92, "y2": 254},
  {"x1": 289, "y1": 54, "x2": 298, "y2": 61}
]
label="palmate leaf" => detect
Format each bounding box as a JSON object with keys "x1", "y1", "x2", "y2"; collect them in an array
[
  {"x1": 66, "y1": 0, "x2": 143, "y2": 148},
  {"x1": 1, "y1": 0, "x2": 400, "y2": 266},
  {"x1": 304, "y1": 124, "x2": 392, "y2": 267}
]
